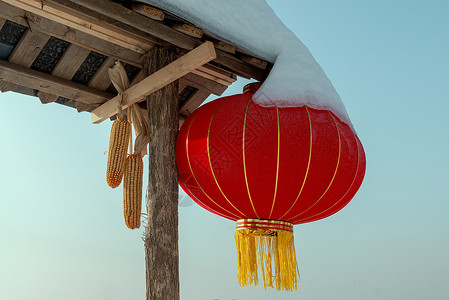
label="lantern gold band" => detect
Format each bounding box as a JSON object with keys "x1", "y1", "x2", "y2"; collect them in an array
[{"x1": 236, "y1": 219, "x2": 293, "y2": 233}]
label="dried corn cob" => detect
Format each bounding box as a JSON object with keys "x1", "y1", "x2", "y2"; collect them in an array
[
  {"x1": 106, "y1": 118, "x2": 131, "y2": 188},
  {"x1": 123, "y1": 154, "x2": 143, "y2": 229}
]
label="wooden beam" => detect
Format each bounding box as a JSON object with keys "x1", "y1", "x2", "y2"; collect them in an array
[
  {"x1": 2, "y1": 0, "x2": 268, "y2": 81},
  {"x1": 0, "y1": 21, "x2": 43, "y2": 94},
  {"x1": 192, "y1": 64, "x2": 237, "y2": 86},
  {"x1": 181, "y1": 73, "x2": 227, "y2": 96},
  {"x1": 0, "y1": 2, "x2": 142, "y2": 67},
  {"x1": 213, "y1": 40, "x2": 236, "y2": 54},
  {"x1": 179, "y1": 88, "x2": 211, "y2": 116},
  {"x1": 57, "y1": 0, "x2": 269, "y2": 81},
  {"x1": 7, "y1": 30, "x2": 50, "y2": 66},
  {"x1": 214, "y1": 50, "x2": 266, "y2": 80},
  {"x1": 38, "y1": 44, "x2": 91, "y2": 104},
  {"x1": 130, "y1": 3, "x2": 164, "y2": 21},
  {"x1": 172, "y1": 23, "x2": 203, "y2": 39},
  {"x1": 0, "y1": 18, "x2": 8, "y2": 91},
  {"x1": 178, "y1": 115, "x2": 186, "y2": 128},
  {"x1": 61, "y1": 0, "x2": 199, "y2": 50},
  {"x1": 178, "y1": 80, "x2": 188, "y2": 93},
  {"x1": 0, "y1": 59, "x2": 113, "y2": 105},
  {"x1": 130, "y1": 70, "x2": 145, "y2": 86},
  {"x1": 0, "y1": 16, "x2": 6, "y2": 28},
  {"x1": 86, "y1": 57, "x2": 116, "y2": 91},
  {"x1": 240, "y1": 55, "x2": 268, "y2": 69},
  {"x1": 0, "y1": 8, "x2": 141, "y2": 68},
  {"x1": 3, "y1": 0, "x2": 155, "y2": 54},
  {"x1": 72, "y1": 57, "x2": 116, "y2": 113},
  {"x1": 0, "y1": 29, "x2": 50, "y2": 92},
  {"x1": 91, "y1": 41, "x2": 216, "y2": 124},
  {"x1": 74, "y1": 60, "x2": 146, "y2": 113}
]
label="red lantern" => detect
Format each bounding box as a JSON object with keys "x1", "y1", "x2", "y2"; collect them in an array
[{"x1": 176, "y1": 83, "x2": 366, "y2": 291}]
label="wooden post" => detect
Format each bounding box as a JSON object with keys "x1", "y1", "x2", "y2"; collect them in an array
[{"x1": 143, "y1": 46, "x2": 179, "y2": 300}]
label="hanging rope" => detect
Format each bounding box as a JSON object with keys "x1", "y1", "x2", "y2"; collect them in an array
[{"x1": 108, "y1": 61, "x2": 148, "y2": 156}]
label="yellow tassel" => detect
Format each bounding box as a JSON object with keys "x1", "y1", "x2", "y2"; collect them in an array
[{"x1": 235, "y1": 220, "x2": 299, "y2": 291}]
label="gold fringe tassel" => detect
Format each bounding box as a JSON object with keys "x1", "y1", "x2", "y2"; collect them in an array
[{"x1": 235, "y1": 224, "x2": 299, "y2": 291}]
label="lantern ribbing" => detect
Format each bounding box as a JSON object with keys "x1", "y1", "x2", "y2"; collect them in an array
[{"x1": 176, "y1": 83, "x2": 366, "y2": 291}]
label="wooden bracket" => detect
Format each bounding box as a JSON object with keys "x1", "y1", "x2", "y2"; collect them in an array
[{"x1": 91, "y1": 41, "x2": 217, "y2": 124}]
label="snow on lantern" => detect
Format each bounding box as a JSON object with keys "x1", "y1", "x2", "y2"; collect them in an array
[{"x1": 176, "y1": 83, "x2": 366, "y2": 291}]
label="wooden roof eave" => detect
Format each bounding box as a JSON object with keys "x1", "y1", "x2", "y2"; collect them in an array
[
  {"x1": 44, "y1": 0, "x2": 269, "y2": 80},
  {"x1": 0, "y1": 0, "x2": 269, "y2": 121}
]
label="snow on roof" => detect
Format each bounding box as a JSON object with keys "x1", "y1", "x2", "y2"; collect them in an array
[{"x1": 139, "y1": 0, "x2": 354, "y2": 130}]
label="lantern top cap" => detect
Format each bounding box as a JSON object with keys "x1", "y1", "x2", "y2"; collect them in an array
[{"x1": 243, "y1": 82, "x2": 262, "y2": 94}]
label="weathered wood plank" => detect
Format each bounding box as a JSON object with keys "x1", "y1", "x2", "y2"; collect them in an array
[
  {"x1": 0, "y1": 17, "x2": 6, "y2": 28},
  {"x1": 240, "y1": 55, "x2": 268, "y2": 69},
  {"x1": 91, "y1": 41, "x2": 216, "y2": 124},
  {"x1": 172, "y1": 23, "x2": 203, "y2": 39},
  {"x1": 130, "y1": 70, "x2": 145, "y2": 86},
  {"x1": 182, "y1": 73, "x2": 227, "y2": 96},
  {"x1": 72, "y1": 57, "x2": 116, "y2": 113},
  {"x1": 7, "y1": 30, "x2": 49, "y2": 66},
  {"x1": 130, "y1": 3, "x2": 164, "y2": 21},
  {"x1": 51, "y1": 45, "x2": 91, "y2": 79},
  {"x1": 0, "y1": 3, "x2": 26, "y2": 25},
  {"x1": 215, "y1": 50, "x2": 266, "y2": 80},
  {"x1": 2, "y1": 0, "x2": 268, "y2": 83},
  {"x1": 178, "y1": 115, "x2": 186, "y2": 128},
  {"x1": 143, "y1": 45, "x2": 180, "y2": 300},
  {"x1": 38, "y1": 44, "x2": 91, "y2": 104},
  {"x1": 191, "y1": 64, "x2": 237, "y2": 86},
  {"x1": 0, "y1": 17, "x2": 34, "y2": 94},
  {"x1": 60, "y1": 0, "x2": 269, "y2": 80},
  {"x1": 0, "y1": 29, "x2": 50, "y2": 92},
  {"x1": 213, "y1": 40, "x2": 236, "y2": 54},
  {"x1": 3, "y1": 0, "x2": 155, "y2": 54},
  {"x1": 0, "y1": 59, "x2": 113, "y2": 105},
  {"x1": 0, "y1": 17, "x2": 9, "y2": 93},
  {"x1": 63, "y1": 0, "x2": 199, "y2": 50},
  {"x1": 178, "y1": 79, "x2": 188, "y2": 93},
  {"x1": 179, "y1": 88, "x2": 210, "y2": 116},
  {"x1": 87, "y1": 57, "x2": 116, "y2": 91},
  {"x1": 0, "y1": 1, "x2": 143, "y2": 67}
]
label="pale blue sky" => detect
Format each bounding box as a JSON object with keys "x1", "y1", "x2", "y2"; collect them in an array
[{"x1": 1, "y1": 1, "x2": 448, "y2": 299}]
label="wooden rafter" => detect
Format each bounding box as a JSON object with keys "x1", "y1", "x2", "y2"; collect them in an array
[
  {"x1": 0, "y1": 0, "x2": 271, "y2": 119},
  {"x1": 0, "y1": 59, "x2": 113, "y2": 105},
  {"x1": 59, "y1": 0, "x2": 199, "y2": 50},
  {"x1": 47, "y1": 0, "x2": 268, "y2": 80},
  {"x1": 181, "y1": 73, "x2": 229, "y2": 96},
  {"x1": 2, "y1": 0, "x2": 155, "y2": 53},
  {"x1": 70, "y1": 57, "x2": 117, "y2": 113},
  {"x1": 0, "y1": 1, "x2": 143, "y2": 66},
  {"x1": 0, "y1": 28, "x2": 50, "y2": 92},
  {"x1": 38, "y1": 44, "x2": 91, "y2": 104},
  {"x1": 130, "y1": 3, "x2": 165, "y2": 21},
  {"x1": 91, "y1": 41, "x2": 217, "y2": 124},
  {"x1": 192, "y1": 65, "x2": 237, "y2": 86},
  {"x1": 2, "y1": 0, "x2": 269, "y2": 80},
  {"x1": 179, "y1": 88, "x2": 211, "y2": 117}
]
